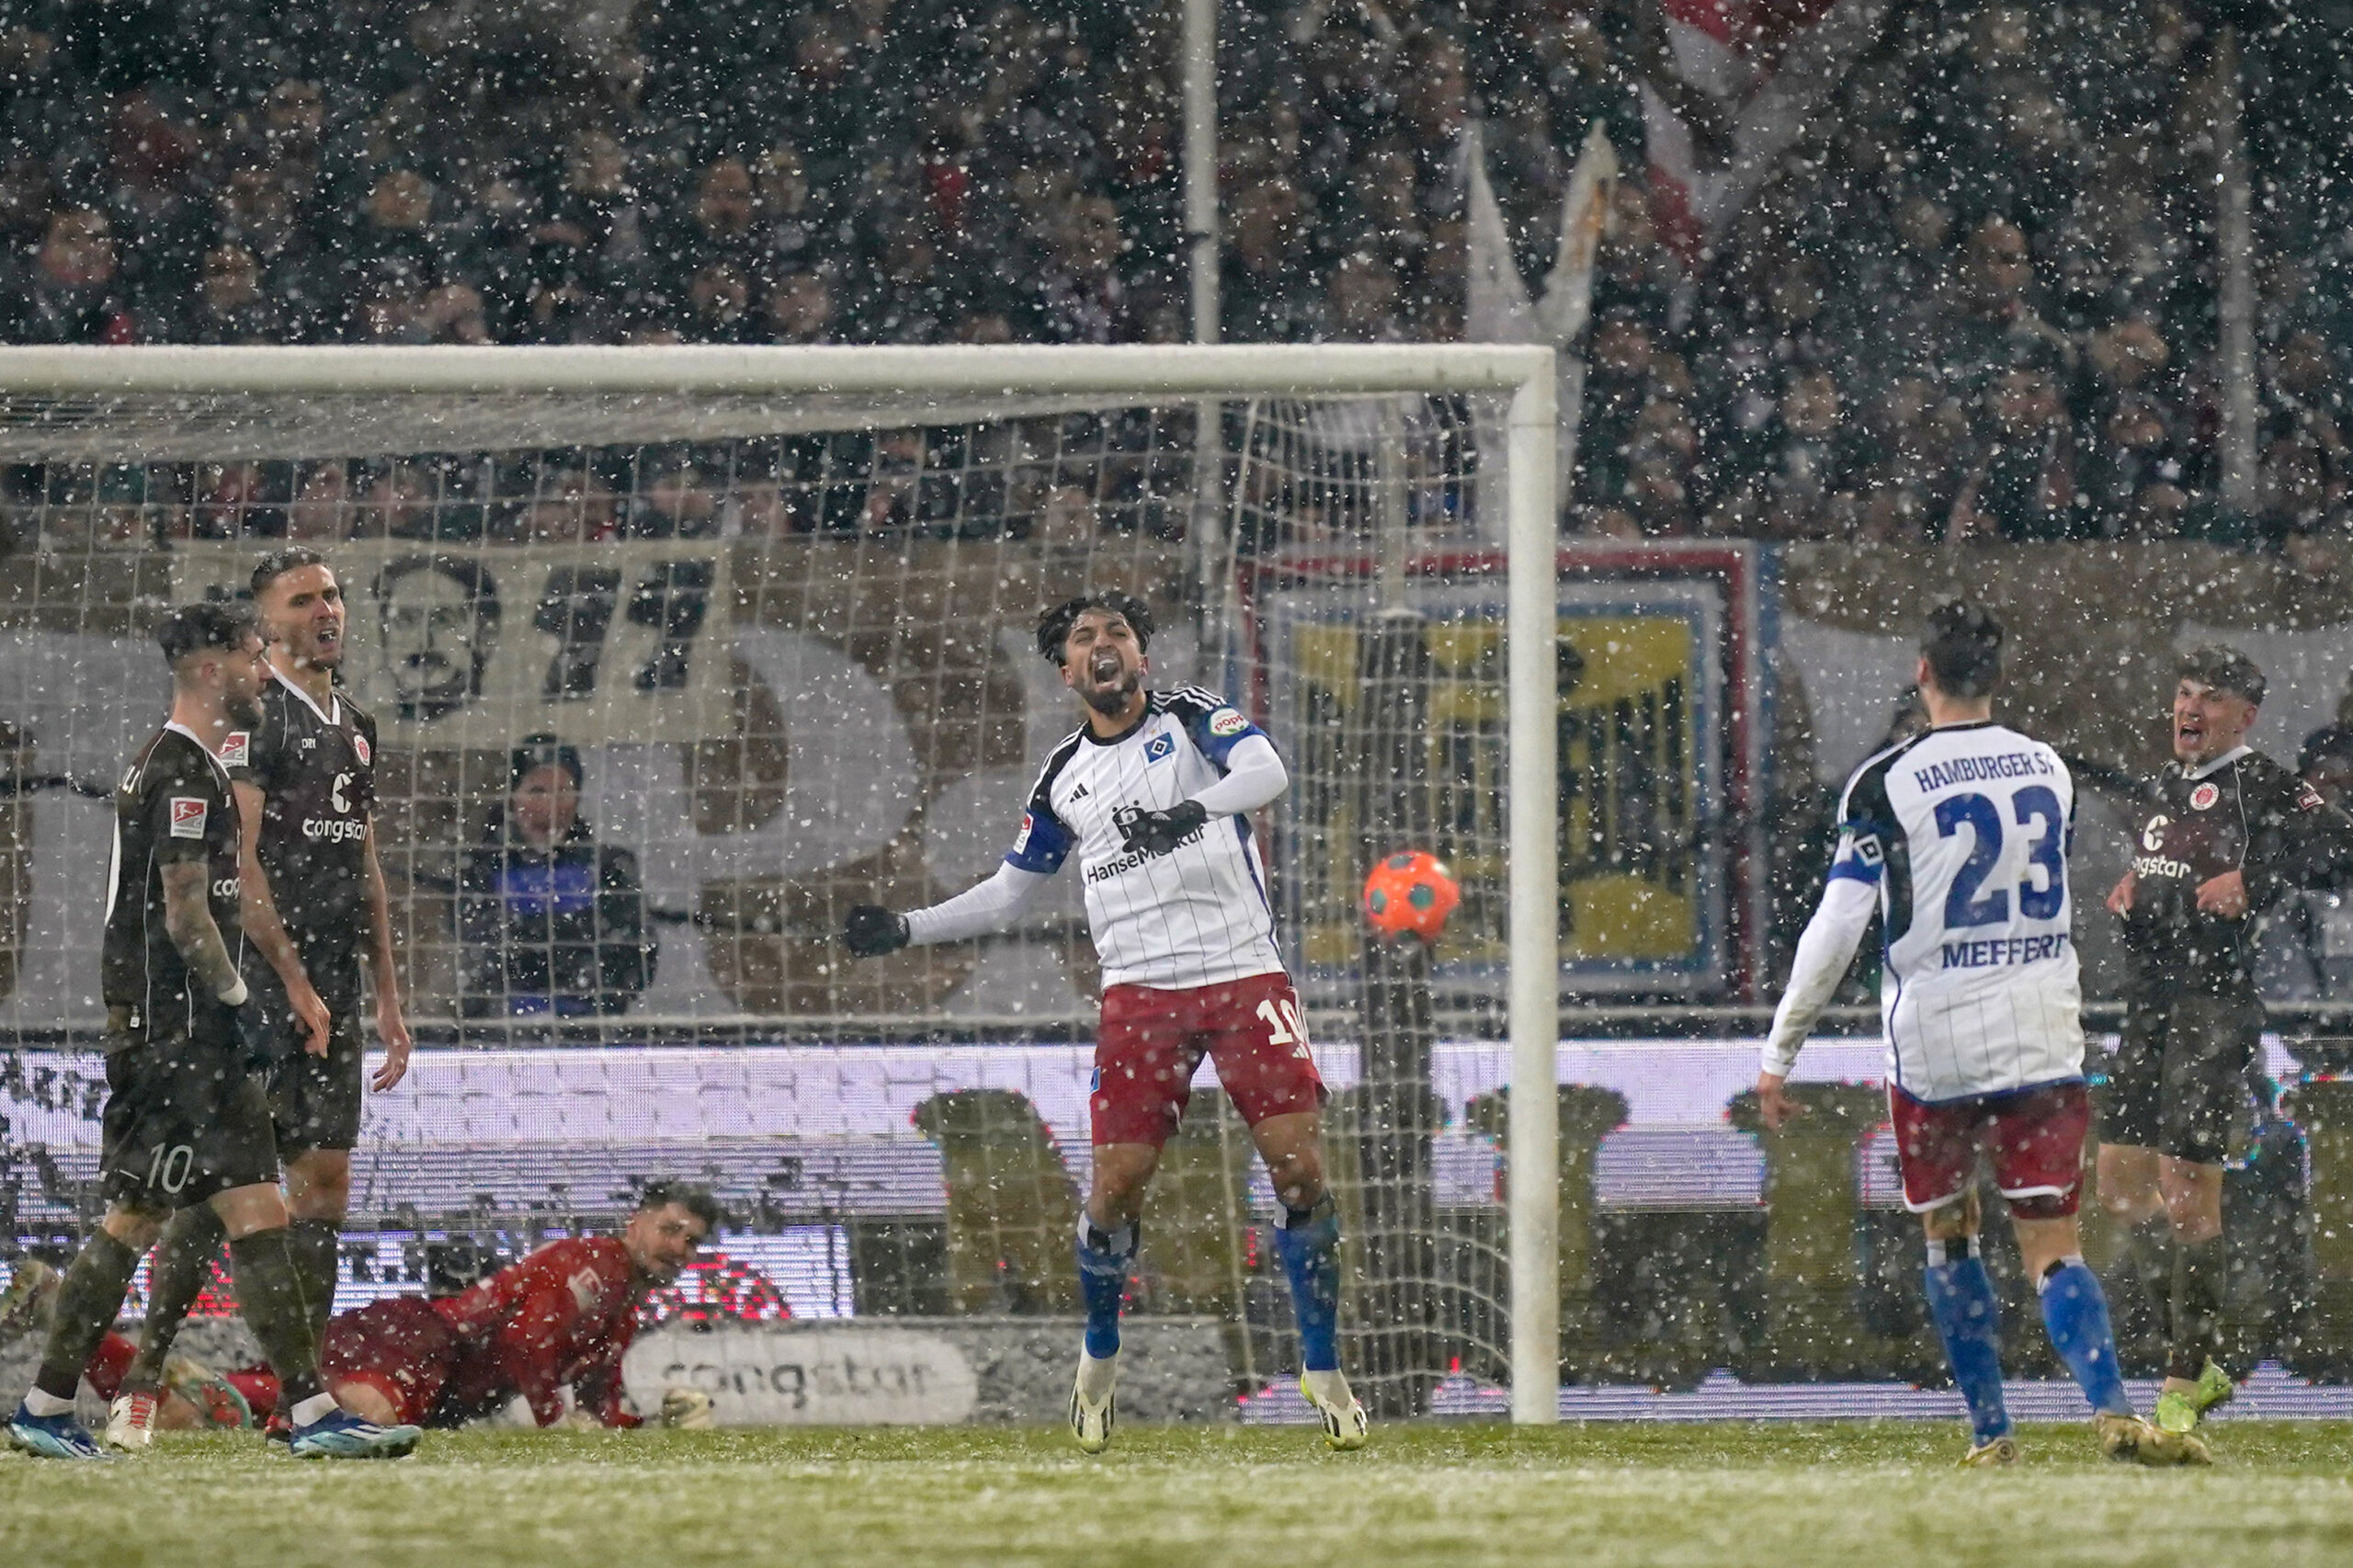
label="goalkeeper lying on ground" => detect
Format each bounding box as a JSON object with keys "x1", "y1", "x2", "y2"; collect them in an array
[{"x1": 0, "y1": 1182, "x2": 720, "y2": 1436}]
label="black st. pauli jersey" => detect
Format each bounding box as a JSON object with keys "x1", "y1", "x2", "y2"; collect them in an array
[
  {"x1": 2120, "y1": 744, "x2": 2353, "y2": 1002},
  {"x1": 103, "y1": 722, "x2": 244, "y2": 1029},
  {"x1": 228, "y1": 670, "x2": 379, "y2": 961}
]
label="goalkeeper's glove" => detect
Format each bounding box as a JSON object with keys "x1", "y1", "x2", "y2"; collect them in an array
[
  {"x1": 1116, "y1": 800, "x2": 1208, "y2": 856},
  {"x1": 843, "y1": 904, "x2": 911, "y2": 957},
  {"x1": 658, "y1": 1387, "x2": 715, "y2": 1429}
]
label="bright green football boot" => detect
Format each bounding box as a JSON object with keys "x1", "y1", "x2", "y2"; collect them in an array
[{"x1": 2153, "y1": 1360, "x2": 2234, "y2": 1436}]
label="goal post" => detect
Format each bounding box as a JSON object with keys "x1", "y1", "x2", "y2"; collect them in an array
[{"x1": 0, "y1": 342, "x2": 1561, "y2": 1424}]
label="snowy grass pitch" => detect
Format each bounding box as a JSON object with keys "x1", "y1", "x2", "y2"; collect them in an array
[{"x1": 6, "y1": 1422, "x2": 2352, "y2": 1567}]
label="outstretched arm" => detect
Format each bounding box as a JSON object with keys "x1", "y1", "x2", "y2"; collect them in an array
[
  {"x1": 844, "y1": 862, "x2": 1055, "y2": 957},
  {"x1": 1755, "y1": 874, "x2": 1877, "y2": 1127},
  {"x1": 906, "y1": 862, "x2": 1054, "y2": 944}
]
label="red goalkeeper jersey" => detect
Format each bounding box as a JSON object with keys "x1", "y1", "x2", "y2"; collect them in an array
[{"x1": 429, "y1": 1236, "x2": 649, "y2": 1427}]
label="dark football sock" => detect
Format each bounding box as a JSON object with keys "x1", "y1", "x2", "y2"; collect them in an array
[
  {"x1": 33, "y1": 1229, "x2": 142, "y2": 1403},
  {"x1": 2167, "y1": 1233, "x2": 2229, "y2": 1382},
  {"x1": 2127, "y1": 1217, "x2": 2174, "y2": 1343},
  {"x1": 286, "y1": 1217, "x2": 343, "y2": 1346},
  {"x1": 227, "y1": 1229, "x2": 324, "y2": 1409},
  {"x1": 125, "y1": 1203, "x2": 228, "y2": 1392}
]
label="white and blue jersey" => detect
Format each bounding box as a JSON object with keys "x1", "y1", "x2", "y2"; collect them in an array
[
  {"x1": 1007, "y1": 687, "x2": 1286, "y2": 990},
  {"x1": 1831, "y1": 720, "x2": 2086, "y2": 1102}
]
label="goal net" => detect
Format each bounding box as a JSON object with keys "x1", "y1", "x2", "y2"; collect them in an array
[{"x1": 0, "y1": 345, "x2": 1563, "y2": 1423}]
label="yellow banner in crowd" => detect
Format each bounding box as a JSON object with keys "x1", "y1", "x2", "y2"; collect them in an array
[{"x1": 1268, "y1": 576, "x2": 1726, "y2": 994}]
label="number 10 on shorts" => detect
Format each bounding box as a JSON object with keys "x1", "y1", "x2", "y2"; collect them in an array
[
  {"x1": 1258, "y1": 995, "x2": 1312, "y2": 1057},
  {"x1": 147, "y1": 1142, "x2": 196, "y2": 1195}
]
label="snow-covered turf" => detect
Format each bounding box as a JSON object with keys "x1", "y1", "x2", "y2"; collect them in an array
[{"x1": 6, "y1": 1423, "x2": 2352, "y2": 1567}]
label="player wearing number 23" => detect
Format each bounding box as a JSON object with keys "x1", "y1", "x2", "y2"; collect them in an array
[
  {"x1": 1756, "y1": 602, "x2": 2197, "y2": 1468},
  {"x1": 840, "y1": 592, "x2": 1365, "y2": 1456}
]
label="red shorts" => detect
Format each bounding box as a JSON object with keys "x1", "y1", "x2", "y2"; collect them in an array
[
  {"x1": 1092, "y1": 972, "x2": 1325, "y2": 1147},
  {"x1": 1890, "y1": 1080, "x2": 2091, "y2": 1219},
  {"x1": 320, "y1": 1297, "x2": 460, "y2": 1426}
]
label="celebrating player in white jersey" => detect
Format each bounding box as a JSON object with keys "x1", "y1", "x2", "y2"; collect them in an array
[
  {"x1": 842, "y1": 593, "x2": 1365, "y2": 1454},
  {"x1": 1756, "y1": 601, "x2": 2202, "y2": 1467}
]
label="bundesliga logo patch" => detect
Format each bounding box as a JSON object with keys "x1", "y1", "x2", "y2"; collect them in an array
[
  {"x1": 1014, "y1": 812, "x2": 1034, "y2": 852},
  {"x1": 168, "y1": 797, "x2": 208, "y2": 838},
  {"x1": 353, "y1": 733, "x2": 370, "y2": 766},
  {"x1": 2189, "y1": 782, "x2": 2220, "y2": 811},
  {"x1": 1209, "y1": 709, "x2": 1247, "y2": 737},
  {"x1": 218, "y1": 731, "x2": 249, "y2": 768}
]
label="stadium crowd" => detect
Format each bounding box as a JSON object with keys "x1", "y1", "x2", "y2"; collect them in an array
[{"x1": 0, "y1": 2, "x2": 2349, "y2": 557}]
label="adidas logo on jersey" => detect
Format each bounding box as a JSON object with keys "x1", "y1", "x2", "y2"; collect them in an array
[{"x1": 1070, "y1": 784, "x2": 1089, "y2": 801}]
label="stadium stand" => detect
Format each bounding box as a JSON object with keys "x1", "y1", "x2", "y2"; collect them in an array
[{"x1": 0, "y1": 4, "x2": 2347, "y2": 560}]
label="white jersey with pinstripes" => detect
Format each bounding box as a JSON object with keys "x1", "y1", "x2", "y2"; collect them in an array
[
  {"x1": 1832, "y1": 720, "x2": 2086, "y2": 1102},
  {"x1": 1006, "y1": 687, "x2": 1286, "y2": 990}
]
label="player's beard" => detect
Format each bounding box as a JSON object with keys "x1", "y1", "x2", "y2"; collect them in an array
[
  {"x1": 1081, "y1": 657, "x2": 1140, "y2": 717},
  {"x1": 226, "y1": 687, "x2": 264, "y2": 728}
]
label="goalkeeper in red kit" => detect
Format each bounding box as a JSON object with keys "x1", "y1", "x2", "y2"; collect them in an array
[{"x1": 217, "y1": 1184, "x2": 719, "y2": 1432}]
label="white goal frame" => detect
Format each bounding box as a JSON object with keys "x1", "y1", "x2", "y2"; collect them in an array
[{"x1": 0, "y1": 342, "x2": 1563, "y2": 1425}]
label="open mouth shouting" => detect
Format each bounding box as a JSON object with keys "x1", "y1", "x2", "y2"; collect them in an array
[{"x1": 1080, "y1": 644, "x2": 1137, "y2": 715}]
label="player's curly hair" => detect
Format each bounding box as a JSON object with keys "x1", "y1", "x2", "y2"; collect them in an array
[
  {"x1": 1034, "y1": 592, "x2": 1154, "y2": 665},
  {"x1": 1920, "y1": 599, "x2": 2004, "y2": 699}
]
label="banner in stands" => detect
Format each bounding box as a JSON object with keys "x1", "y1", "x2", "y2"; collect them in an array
[
  {"x1": 170, "y1": 540, "x2": 736, "y2": 746},
  {"x1": 1253, "y1": 544, "x2": 1761, "y2": 997}
]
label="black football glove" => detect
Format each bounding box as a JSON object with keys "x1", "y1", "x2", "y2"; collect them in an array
[
  {"x1": 1117, "y1": 800, "x2": 1209, "y2": 856},
  {"x1": 843, "y1": 904, "x2": 911, "y2": 958},
  {"x1": 230, "y1": 992, "x2": 279, "y2": 1064}
]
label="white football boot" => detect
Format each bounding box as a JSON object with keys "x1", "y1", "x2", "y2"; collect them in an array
[
  {"x1": 101, "y1": 1390, "x2": 159, "y2": 1452},
  {"x1": 1300, "y1": 1369, "x2": 1368, "y2": 1451},
  {"x1": 1069, "y1": 1348, "x2": 1118, "y2": 1453}
]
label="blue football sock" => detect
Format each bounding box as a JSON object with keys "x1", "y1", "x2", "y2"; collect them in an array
[
  {"x1": 1923, "y1": 1237, "x2": 2010, "y2": 1444},
  {"x1": 1074, "y1": 1216, "x2": 1136, "y2": 1360},
  {"x1": 1273, "y1": 1196, "x2": 1342, "y2": 1373},
  {"x1": 2039, "y1": 1256, "x2": 2131, "y2": 1416}
]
